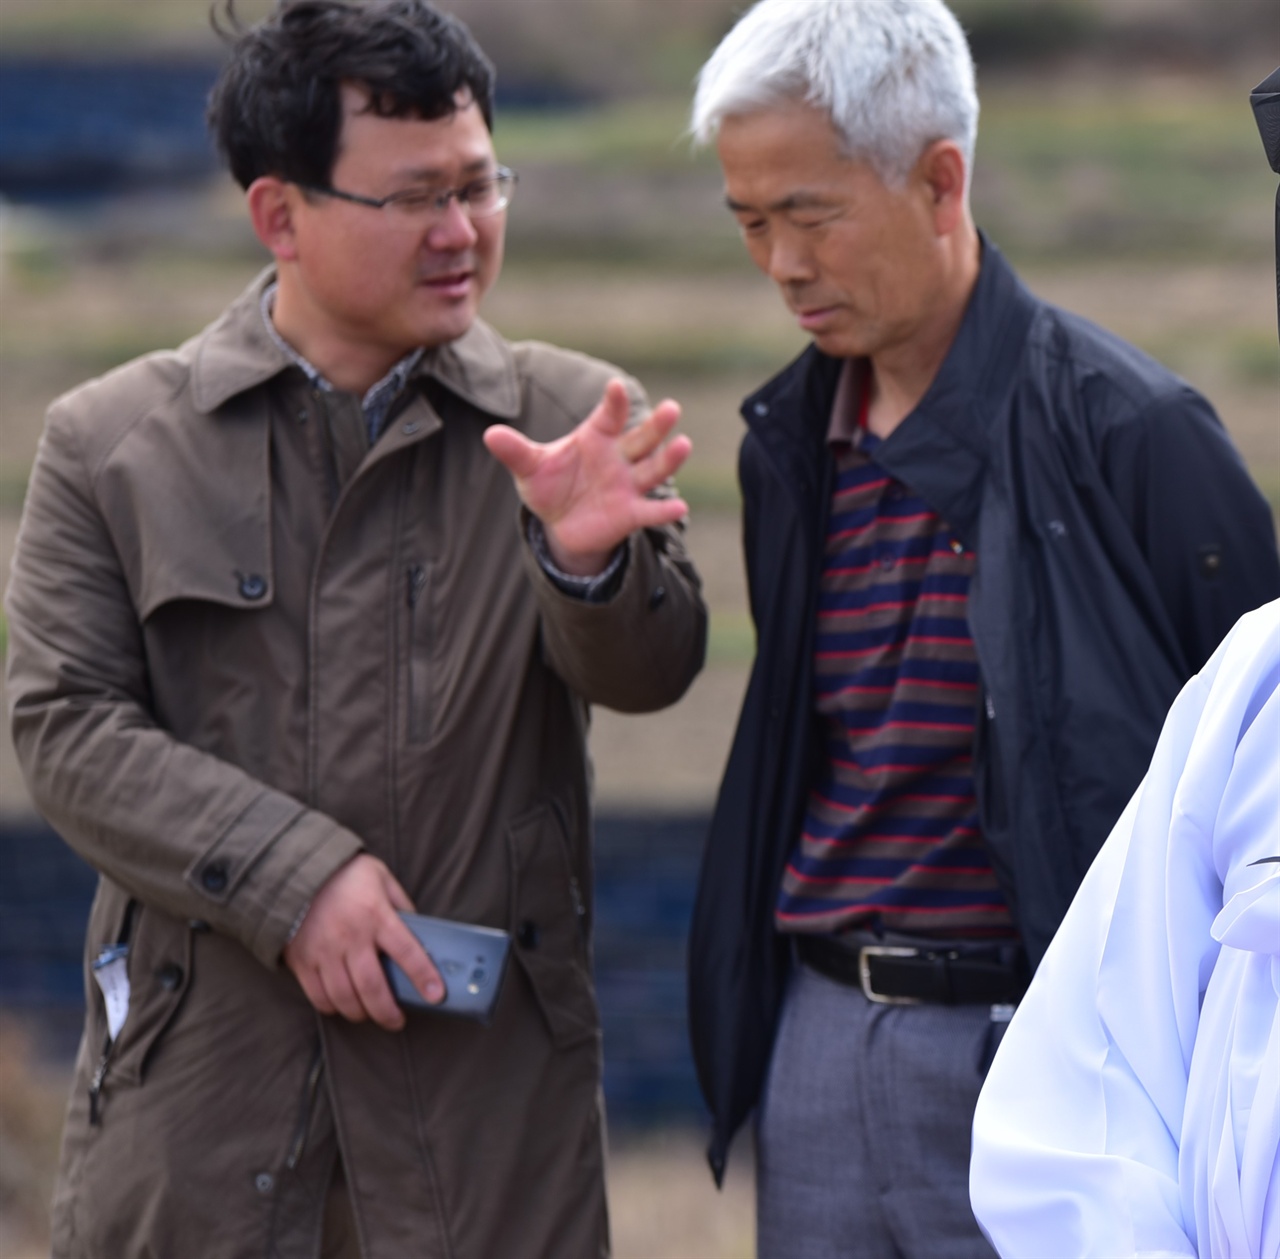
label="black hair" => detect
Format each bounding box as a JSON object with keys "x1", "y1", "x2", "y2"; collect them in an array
[{"x1": 207, "y1": 0, "x2": 496, "y2": 190}]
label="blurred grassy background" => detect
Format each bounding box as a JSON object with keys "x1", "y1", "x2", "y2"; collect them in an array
[{"x1": 1, "y1": 1, "x2": 1277, "y2": 1255}]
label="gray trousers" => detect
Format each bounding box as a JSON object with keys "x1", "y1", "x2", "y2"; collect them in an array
[{"x1": 756, "y1": 960, "x2": 999, "y2": 1259}]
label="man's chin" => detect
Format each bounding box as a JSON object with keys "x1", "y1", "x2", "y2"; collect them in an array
[
  {"x1": 808, "y1": 327, "x2": 868, "y2": 360},
  {"x1": 411, "y1": 303, "x2": 479, "y2": 350}
]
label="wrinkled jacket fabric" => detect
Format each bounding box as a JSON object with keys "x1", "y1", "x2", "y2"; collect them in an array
[
  {"x1": 688, "y1": 240, "x2": 1280, "y2": 1181},
  {"x1": 6, "y1": 271, "x2": 706, "y2": 1258}
]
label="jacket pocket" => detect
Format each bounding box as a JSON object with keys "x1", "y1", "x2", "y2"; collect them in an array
[
  {"x1": 405, "y1": 561, "x2": 436, "y2": 744},
  {"x1": 105, "y1": 904, "x2": 194, "y2": 1089},
  {"x1": 84, "y1": 884, "x2": 137, "y2": 1127},
  {"x1": 507, "y1": 803, "x2": 598, "y2": 1049}
]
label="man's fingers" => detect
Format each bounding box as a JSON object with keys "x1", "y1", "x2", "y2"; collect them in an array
[
  {"x1": 379, "y1": 914, "x2": 445, "y2": 1006},
  {"x1": 318, "y1": 961, "x2": 367, "y2": 1024},
  {"x1": 295, "y1": 966, "x2": 337, "y2": 1016},
  {"x1": 348, "y1": 948, "x2": 406, "y2": 1031},
  {"x1": 587, "y1": 378, "x2": 632, "y2": 439},
  {"x1": 632, "y1": 435, "x2": 693, "y2": 494},
  {"x1": 631, "y1": 494, "x2": 691, "y2": 530},
  {"x1": 483, "y1": 424, "x2": 543, "y2": 480},
  {"x1": 619, "y1": 400, "x2": 682, "y2": 462}
]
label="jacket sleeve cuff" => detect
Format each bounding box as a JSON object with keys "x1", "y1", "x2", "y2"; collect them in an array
[
  {"x1": 525, "y1": 513, "x2": 630, "y2": 603},
  {"x1": 520, "y1": 513, "x2": 707, "y2": 713},
  {"x1": 184, "y1": 794, "x2": 365, "y2": 968}
]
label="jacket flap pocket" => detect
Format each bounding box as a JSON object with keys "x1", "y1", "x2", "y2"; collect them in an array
[
  {"x1": 507, "y1": 805, "x2": 598, "y2": 1049},
  {"x1": 94, "y1": 400, "x2": 273, "y2": 621},
  {"x1": 110, "y1": 906, "x2": 194, "y2": 1087}
]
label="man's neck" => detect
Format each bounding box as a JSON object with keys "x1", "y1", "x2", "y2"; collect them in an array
[
  {"x1": 865, "y1": 224, "x2": 982, "y2": 440},
  {"x1": 270, "y1": 279, "x2": 411, "y2": 397}
]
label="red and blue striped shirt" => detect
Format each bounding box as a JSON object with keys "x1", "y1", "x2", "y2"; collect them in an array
[{"x1": 777, "y1": 368, "x2": 1015, "y2": 939}]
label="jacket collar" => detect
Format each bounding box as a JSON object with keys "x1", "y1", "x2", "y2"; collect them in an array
[
  {"x1": 191, "y1": 268, "x2": 522, "y2": 422},
  {"x1": 741, "y1": 236, "x2": 1039, "y2": 545}
]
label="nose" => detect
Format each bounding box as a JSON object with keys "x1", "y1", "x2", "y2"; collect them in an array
[
  {"x1": 424, "y1": 196, "x2": 479, "y2": 251},
  {"x1": 765, "y1": 229, "x2": 815, "y2": 287}
]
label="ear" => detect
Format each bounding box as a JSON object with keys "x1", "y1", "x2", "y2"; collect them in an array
[
  {"x1": 246, "y1": 176, "x2": 302, "y2": 262},
  {"x1": 916, "y1": 140, "x2": 969, "y2": 237}
]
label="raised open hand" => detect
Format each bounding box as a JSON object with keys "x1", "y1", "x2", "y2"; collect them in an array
[{"x1": 483, "y1": 378, "x2": 691, "y2": 576}]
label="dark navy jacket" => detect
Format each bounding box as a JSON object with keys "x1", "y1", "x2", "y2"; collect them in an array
[{"x1": 688, "y1": 240, "x2": 1280, "y2": 1181}]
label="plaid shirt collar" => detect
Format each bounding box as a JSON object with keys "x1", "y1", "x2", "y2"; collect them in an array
[{"x1": 260, "y1": 281, "x2": 424, "y2": 443}]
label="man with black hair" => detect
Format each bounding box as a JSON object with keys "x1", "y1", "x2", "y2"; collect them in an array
[{"x1": 4, "y1": 3, "x2": 705, "y2": 1256}]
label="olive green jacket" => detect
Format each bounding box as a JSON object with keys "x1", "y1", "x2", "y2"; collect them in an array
[{"x1": 5, "y1": 271, "x2": 706, "y2": 1259}]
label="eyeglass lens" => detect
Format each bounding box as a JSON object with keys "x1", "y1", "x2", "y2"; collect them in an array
[{"x1": 391, "y1": 172, "x2": 513, "y2": 218}]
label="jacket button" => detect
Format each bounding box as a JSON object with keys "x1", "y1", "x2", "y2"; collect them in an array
[
  {"x1": 1198, "y1": 546, "x2": 1222, "y2": 579},
  {"x1": 239, "y1": 573, "x2": 267, "y2": 601},
  {"x1": 752, "y1": 401, "x2": 769, "y2": 417},
  {"x1": 156, "y1": 963, "x2": 184, "y2": 991},
  {"x1": 254, "y1": 1172, "x2": 275, "y2": 1195},
  {"x1": 516, "y1": 920, "x2": 540, "y2": 950},
  {"x1": 201, "y1": 862, "x2": 229, "y2": 894},
  {"x1": 648, "y1": 585, "x2": 666, "y2": 611},
  {"x1": 188, "y1": 919, "x2": 211, "y2": 933}
]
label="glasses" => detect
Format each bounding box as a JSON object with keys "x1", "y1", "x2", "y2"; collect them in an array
[{"x1": 296, "y1": 166, "x2": 517, "y2": 222}]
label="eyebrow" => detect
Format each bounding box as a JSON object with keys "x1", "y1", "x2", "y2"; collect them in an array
[
  {"x1": 391, "y1": 157, "x2": 496, "y2": 184},
  {"x1": 724, "y1": 190, "x2": 839, "y2": 214}
]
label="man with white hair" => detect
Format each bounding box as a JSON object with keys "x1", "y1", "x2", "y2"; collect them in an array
[{"x1": 684, "y1": 1, "x2": 1280, "y2": 1254}]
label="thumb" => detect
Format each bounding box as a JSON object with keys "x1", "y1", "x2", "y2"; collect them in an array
[{"x1": 483, "y1": 424, "x2": 542, "y2": 481}]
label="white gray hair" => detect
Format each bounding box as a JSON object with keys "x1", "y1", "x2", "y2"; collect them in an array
[{"x1": 691, "y1": 0, "x2": 978, "y2": 187}]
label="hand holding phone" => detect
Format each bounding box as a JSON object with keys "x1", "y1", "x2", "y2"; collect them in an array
[
  {"x1": 283, "y1": 854, "x2": 444, "y2": 1031},
  {"x1": 382, "y1": 912, "x2": 511, "y2": 1024}
]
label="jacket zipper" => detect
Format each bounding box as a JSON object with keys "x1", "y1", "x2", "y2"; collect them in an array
[
  {"x1": 88, "y1": 899, "x2": 137, "y2": 1126},
  {"x1": 406, "y1": 562, "x2": 431, "y2": 743},
  {"x1": 550, "y1": 800, "x2": 589, "y2": 947},
  {"x1": 88, "y1": 1036, "x2": 112, "y2": 1126},
  {"x1": 285, "y1": 1040, "x2": 325, "y2": 1171}
]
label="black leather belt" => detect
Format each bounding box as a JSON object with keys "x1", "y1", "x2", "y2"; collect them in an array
[{"x1": 795, "y1": 932, "x2": 1028, "y2": 1006}]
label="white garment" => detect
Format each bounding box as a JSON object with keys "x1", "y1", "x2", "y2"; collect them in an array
[{"x1": 970, "y1": 600, "x2": 1280, "y2": 1258}]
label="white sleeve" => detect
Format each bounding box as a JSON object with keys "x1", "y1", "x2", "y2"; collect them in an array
[{"x1": 970, "y1": 602, "x2": 1280, "y2": 1259}]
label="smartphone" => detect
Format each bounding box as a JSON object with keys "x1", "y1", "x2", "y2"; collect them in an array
[{"x1": 382, "y1": 911, "x2": 511, "y2": 1024}]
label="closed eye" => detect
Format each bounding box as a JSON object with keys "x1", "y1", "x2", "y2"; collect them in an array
[
  {"x1": 387, "y1": 187, "x2": 439, "y2": 211},
  {"x1": 787, "y1": 207, "x2": 842, "y2": 230}
]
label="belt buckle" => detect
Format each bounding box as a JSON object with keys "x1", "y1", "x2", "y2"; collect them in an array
[{"x1": 858, "y1": 945, "x2": 924, "y2": 1005}]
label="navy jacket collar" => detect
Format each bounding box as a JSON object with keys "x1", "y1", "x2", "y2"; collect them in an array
[{"x1": 741, "y1": 236, "x2": 1039, "y2": 546}]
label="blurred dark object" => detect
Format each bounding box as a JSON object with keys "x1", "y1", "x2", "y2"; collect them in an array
[
  {"x1": 0, "y1": 57, "x2": 221, "y2": 201},
  {"x1": 0, "y1": 55, "x2": 590, "y2": 206},
  {"x1": 0, "y1": 818, "x2": 96, "y2": 1007},
  {"x1": 1251, "y1": 67, "x2": 1280, "y2": 341},
  {"x1": 0, "y1": 811, "x2": 707, "y2": 1123},
  {"x1": 963, "y1": 2, "x2": 1100, "y2": 65}
]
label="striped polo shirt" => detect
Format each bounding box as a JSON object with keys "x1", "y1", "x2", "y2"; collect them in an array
[{"x1": 776, "y1": 364, "x2": 1014, "y2": 939}]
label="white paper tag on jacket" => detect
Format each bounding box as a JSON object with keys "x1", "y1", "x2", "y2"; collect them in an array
[{"x1": 92, "y1": 945, "x2": 131, "y2": 1041}]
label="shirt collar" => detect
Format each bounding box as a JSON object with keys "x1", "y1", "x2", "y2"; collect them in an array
[
  {"x1": 827, "y1": 358, "x2": 872, "y2": 448},
  {"x1": 191, "y1": 268, "x2": 522, "y2": 423},
  {"x1": 259, "y1": 281, "x2": 423, "y2": 441}
]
